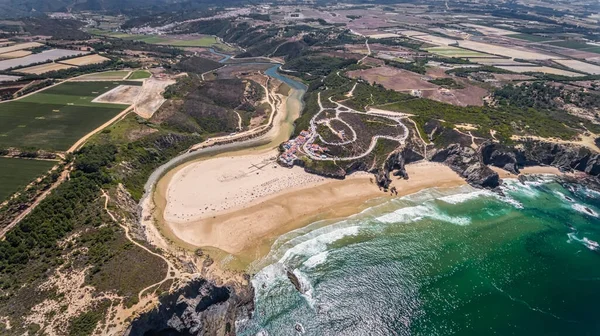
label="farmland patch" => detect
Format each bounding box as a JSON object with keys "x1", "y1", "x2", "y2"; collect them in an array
[
  {"x1": 0, "y1": 49, "x2": 87, "y2": 71},
  {"x1": 0, "y1": 81, "x2": 129, "y2": 151},
  {"x1": 457, "y1": 40, "x2": 554, "y2": 60},
  {"x1": 60, "y1": 54, "x2": 110, "y2": 66},
  {"x1": 0, "y1": 50, "x2": 32, "y2": 59},
  {"x1": 508, "y1": 34, "x2": 552, "y2": 42},
  {"x1": 93, "y1": 85, "x2": 141, "y2": 105},
  {"x1": 127, "y1": 70, "x2": 151, "y2": 79},
  {"x1": 495, "y1": 66, "x2": 582, "y2": 77},
  {"x1": 0, "y1": 157, "x2": 55, "y2": 202},
  {"x1": 74, "y1": 71, "x2": 130, "y2": 81},
  {"x1": 18, "y1": 63, "x2": 75, "y2": 75},
  {"x1": 553, "y1": 59, "x2": 600, "y2": 75},
  {"x1": 549, "y1": 41, "x2": 600, "y2": 54},
  {"x1": 425, "y1": 46, "x2": 492, "y2": 58},
  {"x1": 0, "y1": 42, "x2": 43, "y2": 55}
]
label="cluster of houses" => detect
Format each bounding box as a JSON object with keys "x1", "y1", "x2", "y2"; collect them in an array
[{"x1": 279, "y1": 130, "x2": 329, "y2": 166}]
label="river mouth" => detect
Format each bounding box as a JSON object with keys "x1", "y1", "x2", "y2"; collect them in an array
[{"x1": 145, "y1": 64, "x2": 307, "y2": 270}]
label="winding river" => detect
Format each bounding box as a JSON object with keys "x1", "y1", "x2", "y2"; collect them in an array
[{"x1": 139, "y1": 51, "x2": 308, "y2": 257}]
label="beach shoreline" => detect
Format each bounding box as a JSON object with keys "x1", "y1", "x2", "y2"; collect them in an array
[
  {"x1": 153, "y1": 161, "x2": 467, "y2": 261},
  {"x1": 151, "y1": 159, "x2": 580, "y2": 269}
]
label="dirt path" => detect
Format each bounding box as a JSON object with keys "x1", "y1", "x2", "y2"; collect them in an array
[
  {"x1": 100, "y1": 189, "x2": 184, "y2": 301},
  {"x1": 234, "y1": 111, "x2": 242, "y2": 130},
  {"x1": 358, "y1": 39, "x2": 371, "y2": 64}
]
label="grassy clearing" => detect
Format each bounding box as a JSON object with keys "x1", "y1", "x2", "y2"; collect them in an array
[
  {"x1": 127, "y1": 70, "x2": 151, "y2": 79},
  {"x1": 0, "y1": 157, "x2": 55, "y2": 202},
  {"x1": 508, "y1": 34, "x2": 551, "y2": 42},
  {"x1": 0, "y1": 82, "x2": 129, "y2": 151}
]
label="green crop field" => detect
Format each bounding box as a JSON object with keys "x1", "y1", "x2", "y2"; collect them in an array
[
  {"x1": 508, "y1": 34, "x2": 551, "y2": 42},
  {"x1": 127, "y1": 70, "x2": 151, "y2": 79},
  {"x1": 0, "y1": 157, "x2": 55, "y2": 202},
  {"x1": 0, "y1": 81, "x2": 129, "y2": 151}
]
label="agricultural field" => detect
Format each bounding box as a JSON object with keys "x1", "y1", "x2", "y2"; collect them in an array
[
  {"x1": 0, "y1": 74, "x2": 21, "y2": 82},
  {"x1": 93, "y1": 85, "x2": 141, "y2": 105},
  {"x1": 18, "y1": 63, "x2": 75, "y2": 74},
  {"x1": 0, "y1": 49, "x2": 87, "y2": 71},
  {"x1": 425, "y1": 46, "x2": 492, "y2": 58},
  {"x1": 75, "y1": 70, "x2": 130, "y2": 80},
  {"x1": 0, "y1": 81, "x2": 129, "y2": 151},
  {"x1": 127, "y1": 70, "x2": 151, "y2": 79},
  {"x1": 549, "y1": 41, "x2": 600, "y2": 54},
  {"x1": 60, "y1": 54, "x2": 110, "y2": 66},
  {"x1": 348, "y1": 66, "x2": 488, "y2": 106},
  {"x1": 0, "y1": 50, "x2": 32, "y2": 59},
  {"x1": 553, "y1": 59, "x2": 600, "y2": 75},
  {"x1": 411, "y1": 34, "x2": 456, "y2": 46},
  {"x1": 467, "y1": 58, "x2": 534, "y2": 66},
  {"x1": 0, "y1": 42, "x2": 43, "y2": 55},
  {"x1": 0, "y1": 157, "x2": 55, "y2": 202},
  {"x1": 88, "y1": 29, "x2": 228, "y2": 49},
  {"x1": 348, "y1": 66, "x2": 438, "y2": 91},
  {"x1": 508, "y1": 34, "x2": 552, "y2": 42},
  {"x1": 457, "y1": 40, "x2": 554, "y2": 60},
  {"x1": 496, "y1": 66, "x2": 582, "y2": 77},
  {"x1": 461, "y1": 23, "x2": 516, "y2": 36}
]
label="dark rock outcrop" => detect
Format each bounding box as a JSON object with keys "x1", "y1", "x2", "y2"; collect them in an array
[
  {"x1": 127, "y1": 278, "x2": 254, "y2": 336},
  {"x1": 481, "y1": 140, "x2": 600, "y2": 177},
  {"x1": 431, "y1": 144, "x2": 500, "y2": 188},
  {"x1": 376, "y1": 148, "x2": 425, "y2": 189},
  {"x1": 286, "y1": 269, "x2": 303, "y2": 293}
]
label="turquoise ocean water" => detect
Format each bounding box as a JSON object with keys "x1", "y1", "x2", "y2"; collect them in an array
[{"x1": 239, "y1": 176, "x2": 600, "y2": 335}]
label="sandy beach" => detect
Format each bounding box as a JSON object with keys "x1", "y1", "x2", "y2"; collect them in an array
[
  {"x1": 155, "y1": 161, "x2": 467, "y2": 256},
  {"x1": 154, "y1": 159, "x2": 582, "y2": 260}
]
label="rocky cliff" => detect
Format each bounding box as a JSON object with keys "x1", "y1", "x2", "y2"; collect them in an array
[
  {"x1": 126, "y1": 278, "x2": 254, "y2": 336},
  {"x1": 481, "y1": 140, "x2": 600, "y2": 177}
]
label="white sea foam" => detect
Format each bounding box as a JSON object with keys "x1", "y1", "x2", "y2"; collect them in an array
[
  {"x1": 376, "y1": 203, "x2": 470, "y2": 226},
  {"x1": 501, "y1": 177, "x2": 556, "y2": 199},
  {"x1": 585, "y1": 188, "x2": 600, "y2": 199},
  {"x1": 279, "y1": 226, "x2": 360, "y2": 265},
  {"x1": 554, "y1": 191, "x2": 573, "y2": 202},
  {"x1": 498, "y1": 195, "x2": 524, "y2": 209},
  {"x1": 567, "y1": 232, "x2": 600, "y2": 251},
  {"x1": 303, "y1": 251, "x2": 329, "y2": 269},
  {"x1": 571, "y1": 203, "x2": 599, "y2": 217},
  {"x1": 438, "y1": 190, "x2": 492, "y2": 204},
  {"x1": 293, "y1": 269, "x2": 317, "y2": 308},
  {"x1": 376, "y1": 205, "x2": 428, "y2": 223}
]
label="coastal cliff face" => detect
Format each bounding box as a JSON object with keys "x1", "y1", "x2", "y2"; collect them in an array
[
  {"x1": 127, "y1": 278, "x2": 254, "y2": 336},
  {"x1": 481, "y1": 141, "x2": 600, "y2": 177},
  {"x1": 431, "y1": 144, "x2": 500, "y2": 188}
]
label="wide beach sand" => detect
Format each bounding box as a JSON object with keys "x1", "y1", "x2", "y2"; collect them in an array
[{"x1": 155, "y1": 160, "x2": 467, "y2": 256}]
